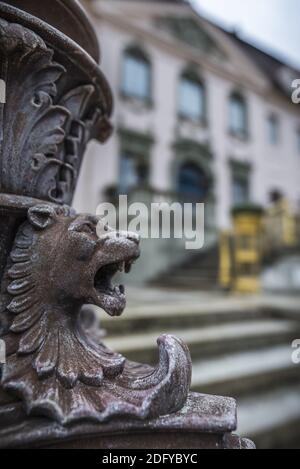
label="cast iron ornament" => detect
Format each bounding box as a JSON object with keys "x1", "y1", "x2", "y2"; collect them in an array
[
  {"x1": 0, "y1": 8, "x2": 191, "y2": 425},
  {"x1": 1, "y1": 204, "x2": 191, "y2": 424}
]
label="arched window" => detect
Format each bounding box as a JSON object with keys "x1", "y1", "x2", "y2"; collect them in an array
[
  {"x1": 178, "y1": 162, "x2": 209, "y2": 200},
  {"x1": 179, "y1": 70, "x2": 206, "y2": 122},
  {"x1": 121, "y1": 46, "x2": 151, "y2": 101},
  {"x1": 229, "y1": 92, "x2": 248, "y2": 138}
]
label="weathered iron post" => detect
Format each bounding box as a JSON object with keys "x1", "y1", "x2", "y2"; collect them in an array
[{"x1": 0, "y1": 0, "x2": 254, "y2": 449}]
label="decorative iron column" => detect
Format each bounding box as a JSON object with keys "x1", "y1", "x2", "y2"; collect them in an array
[{"x1": 0, "y1": 0, "x2": 254, "y2": 449}]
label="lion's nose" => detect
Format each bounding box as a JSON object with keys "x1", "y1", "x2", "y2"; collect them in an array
[
  {"x1": 118, "y1": 231, "x2": 140, "y2": 245},
  {"x1": 127, "y1": 232, "x2": 140, "y2": 245}
]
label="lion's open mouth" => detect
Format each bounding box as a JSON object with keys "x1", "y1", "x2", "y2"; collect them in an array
[{"x1": 93, "y1": 257, "x2": 137, "y2": 316}]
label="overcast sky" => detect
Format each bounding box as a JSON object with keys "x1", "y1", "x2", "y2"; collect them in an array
[{"x1": 191, "y1": 0, "x2": 300, "y2": 69}]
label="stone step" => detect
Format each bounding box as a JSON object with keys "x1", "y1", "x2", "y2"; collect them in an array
[
  {"x1": 150, "y1": 245, "x2": 219, "y2": 289},
  {"x1": 152, "y1": 277, "x2": 218, "y2": 290},
  {"x1": 237, "y1": 384, "x2": 300, "y2": 449},
  {"x1": 105, "y1": 319, "x2": 299, "y2": 365},
  {"x1": 158, "y1": 278, "x2": 218, "y2": 286},
  {"x1": 167, "y1": 269, "x2": 218, "y2": 277},
  {"x1": 191, "y1": 345, "x2": 299, "y2": 397},
  {"x1": 100, "y1": 296, "x2": 278, "y2": 336},
  {"x1": 159, "y1": 277, "x2": 219, "y2": 286}
]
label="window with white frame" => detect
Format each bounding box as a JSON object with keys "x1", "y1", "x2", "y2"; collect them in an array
[
  {"x1": 121, "y1": 47, "x2": 151, "y2": 101},
  {"x1": 267, "y1": 115, "x2": 280, "y2": 145},
  {"x1": 179, "y1": 71, "x2": 206, "y2": 122},
  {"x1": 232, "y1": 177, "x2": 249, "y2": 206},
  {"x1": 230, "y1": 160, "x2": 251, "y2": 207},
  {"x1": 229, "y1": 92, "x2": 248, "y2": 138}
]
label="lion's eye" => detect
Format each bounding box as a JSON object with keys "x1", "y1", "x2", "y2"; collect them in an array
[{"x1": 80, "y1": 224, "x2": 95, "y2": 234}]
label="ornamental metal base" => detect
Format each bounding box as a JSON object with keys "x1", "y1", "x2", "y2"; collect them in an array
[{"x1": 0, "y1": 393, "x2": 255, "y2": 449}]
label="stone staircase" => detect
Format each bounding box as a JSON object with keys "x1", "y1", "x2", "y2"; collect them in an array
[
  {"x1": 149, "y1": 232, "x2": 300, "y2": 293},
  {"x1": 100, "y1": 291, "x2": 300, "y2": 449},
  {"x1": 150, "y1": 245, "x2": 219, "y2": 290}
]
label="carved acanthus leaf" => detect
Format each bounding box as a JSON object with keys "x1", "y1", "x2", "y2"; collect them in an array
[{"x1": 0, "y1": 19, "x2": 109, "y2": 205}]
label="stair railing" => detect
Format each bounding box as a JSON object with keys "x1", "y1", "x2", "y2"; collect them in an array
[{"x1": 219, "y1": 199, "x2": 300, "y2": 293}]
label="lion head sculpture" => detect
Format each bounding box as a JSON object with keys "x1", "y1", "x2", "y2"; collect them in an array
[
  {"x1": 0, "y1": 204, "x2": 191, "y2": 425},
  {"x1": 11, "y1": 204, "x2": 140, "y2": 317}
]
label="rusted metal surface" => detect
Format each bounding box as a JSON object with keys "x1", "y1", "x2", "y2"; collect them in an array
[{"x1": 0, "y1": 0, "x2": 254, "y2": 449}]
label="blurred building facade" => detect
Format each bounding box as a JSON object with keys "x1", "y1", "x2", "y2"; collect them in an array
[{"x1": 74, "y1": 0, "x2": 300, "y2": 284}]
